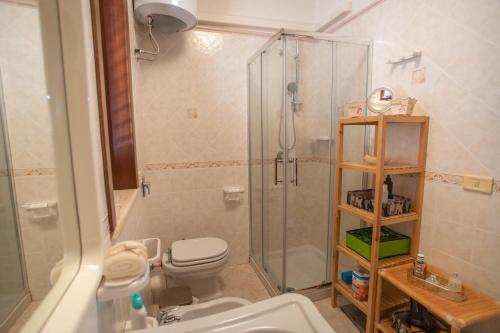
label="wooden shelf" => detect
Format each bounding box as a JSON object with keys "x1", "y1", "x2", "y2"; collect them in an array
[
  {"x1": 339, "y1": 203, "x2": 418, "y2": 226},
  {"x1": 337, "y1": 244, "x2": 413, "y2": 271},
  {"x1": 384, "y1": 164, "x2": 424, "y2": 175},
  {"x1": 379, "y1": 255, "x2": 413, "y2": 269},
  {"x1": 376, "y1": 320, "x2": 395, "y2": 333},
  {"x1": 336, "y1": 244, "x2": 371, "y2": 270},
  {"x1": 334, "y1": 281, "x2": 369, "y2": 314},
  {"x1": 332, "y1": 115, "x2": 430, "y2": 333},
  {"x1": 338, "y1": 203, "x2": 375, "y2": 224},
  {"x1": 381, "y1": 264, "x2": 500, "y2": 329},
  {"x1": 376, "y1": 264, "x2": 500, "y2": 333},
  {"x1": 339, "y1": 115, "x2": 429, "y2": 126},
  {"x1": 339, "y1": 161, "x2": 424, "y2": 175},
  {"x1": 380, "y1": 284, "x2": 410, "y2": 315},
  {"x1": 381, "y1": 212, "x2": 418, "y2": 226}
]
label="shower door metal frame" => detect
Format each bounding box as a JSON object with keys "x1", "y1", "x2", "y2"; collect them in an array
[
  {"x1": 248, "y1": 29, "x2": 373, "y2": 299},
  {"x1": 280, "y1": 36, "x2": 288, "y2": 294},
  {"x1": 0, "y1": 68, "x2": 31, "y2": 332}
]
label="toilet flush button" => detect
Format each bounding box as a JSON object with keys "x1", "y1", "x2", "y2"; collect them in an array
[{"x1": 463, "y1": 174, "x2": 493, "y2": 193}]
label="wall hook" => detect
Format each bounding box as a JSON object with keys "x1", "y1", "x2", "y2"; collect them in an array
[{"x1": 387, "y1": 50, "x2": 422, "y2": 65}]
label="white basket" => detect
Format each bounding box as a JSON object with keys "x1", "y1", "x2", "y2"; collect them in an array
[
  {"x1": 389, "y1": 97, "x2": 417, "y2": 115},
  {"x1": 345, "y1": 102, "x2": 365, "y2": 117}
]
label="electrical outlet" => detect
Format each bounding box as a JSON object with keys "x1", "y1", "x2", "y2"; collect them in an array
[{"x1": 463, "y1": 174, "x2": 493, "y2": 193}]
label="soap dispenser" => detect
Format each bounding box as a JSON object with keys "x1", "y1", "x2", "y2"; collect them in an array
[{"x1": 130, "y1": 293, "x2": 148, "y2": 330}]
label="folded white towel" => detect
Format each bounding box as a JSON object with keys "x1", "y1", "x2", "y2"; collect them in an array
[{"x1": 104, "y1": 241, "x2": 147, "y2": 281}]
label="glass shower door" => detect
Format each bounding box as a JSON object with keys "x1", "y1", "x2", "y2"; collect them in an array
[
  {"x1": 0, "y1": 71, "x2": 28, "y2": 326},
  {"x1": 283, "y1": 37, "x2": 334, "y2": 291},
  {"x1": 248, "y1": 53, "x2": 263, "y2": 268},
  {"x1": 261, "y1": 39, "x2": 286, "y2": 292}
]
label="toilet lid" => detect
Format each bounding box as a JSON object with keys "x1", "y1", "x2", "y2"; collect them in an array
[{"x1": 171, "y1": 237, "x2": 228, "y2": 264}]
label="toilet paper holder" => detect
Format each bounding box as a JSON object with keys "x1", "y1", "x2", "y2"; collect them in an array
[
  {"x1": 223, "y1": 187, "x2": 244, "y2": 201},
  {"x1": 22, "y1": 201, "x2": 58, "y2": 220}
]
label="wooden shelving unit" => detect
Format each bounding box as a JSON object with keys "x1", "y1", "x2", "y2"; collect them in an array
[
  {"x1": 331, "y1": 115, "x2": 429, "y2": 333},
  {"x1": 375, "y1": 264, "x2": 500, "y2": 333}
]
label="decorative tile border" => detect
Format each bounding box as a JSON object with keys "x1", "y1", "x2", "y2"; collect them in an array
[
  {"x1": 145, "y1": 157, "x2": 331, "y2": 171},
  {"x1": 6, "y1": 163, "x2": 498, "y2": 192},
  {"x1": 145, "y1": 160, "x2": 248, "y2": 171},
  {"x1": 425, "y1": 171, "x2": 500, "y2": 192},
  {"x1": 0, "y1": 168, "x2": 56, "y2": 177},
  {"x1": 14, "y1": 168, "x2": 55, "y2": 176},
  {"x1": 144, "y1": 161, "x2": 499, "y2": 193}
]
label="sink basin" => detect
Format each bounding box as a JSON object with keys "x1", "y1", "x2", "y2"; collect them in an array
[
  {"x1": 138, "y1": 294, "x2": 335, "y2": 333},
  {"x1": 167, "y1": 297, "x2": 251, "y2": 322}
]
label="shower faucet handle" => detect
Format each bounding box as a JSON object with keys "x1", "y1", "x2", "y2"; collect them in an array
[
  {"x1": 274, "y1": 157, "x2": 298, "y2": 186},
  {"x1": 293, "y1": 158, "x2": 298, "y2": 186},
  {"x1": 274, "y1": 157, "x2": 283, "y2": 185}
]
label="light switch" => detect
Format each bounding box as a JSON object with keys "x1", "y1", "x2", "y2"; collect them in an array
[{"x1": 463, "y1": 174, "x2": 493, "y2": 193}]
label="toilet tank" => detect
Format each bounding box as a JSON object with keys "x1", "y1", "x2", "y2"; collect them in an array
[{"x1": 134, "y1": 0, "x2": 198, "y2": 33}]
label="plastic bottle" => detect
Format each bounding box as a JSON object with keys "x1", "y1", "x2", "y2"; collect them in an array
[
  {"x1": 384, "y1": 175, "x2": 394, "y2": 199},
  {"x1": 130, "y1": 293, "x2": 148, "y2": 330},
  {"x1": 382, "y1": 184, "x2": 389, "y2": 204},
  {"x1": 414, "y1": 253, "x2": 426, "y2": 278}
]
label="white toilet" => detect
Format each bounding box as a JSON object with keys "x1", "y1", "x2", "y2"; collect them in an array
[{"x1": 163, "y1": 237, "x2": 228, "y2": 301}]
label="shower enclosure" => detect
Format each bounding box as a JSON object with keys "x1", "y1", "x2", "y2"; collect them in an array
[
  {"x1": 0, "y1": 72, "x2": 29, "y2": 330},
  {"x1": 248, "y1": 30, "x2": 370, "y2": 295}
]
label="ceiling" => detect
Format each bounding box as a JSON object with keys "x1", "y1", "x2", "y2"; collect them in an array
[{"x1": 197, "y1": 0, "x2": 363, "y2": 32}]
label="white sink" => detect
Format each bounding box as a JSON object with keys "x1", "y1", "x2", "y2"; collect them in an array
[
  {"x1": 137, "y1": 294, "x2": 335, "y2": 333},
  {"x1": 167, "y1": 297, "x2": 252, "y2": 322}
]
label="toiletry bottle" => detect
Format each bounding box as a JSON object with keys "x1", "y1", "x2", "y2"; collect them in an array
[
  {"x1": 130, "y1": 293, "x2": 148, "y2": 330},
  {"x1": 414, "y1": 253, "x2": 426, "y2": 278},
  {"x1": 384, "y1": 175, "x2": 393, "y2": 199},
  {"x1": 352, "y1": 267, "x2": 369, "y2": 302},
  {"x1": 448, "y1": 273, "x2": 463, "y2": 292},
  {"x1": 382, "y1": 184, "x2": 389, "y2": 204}
]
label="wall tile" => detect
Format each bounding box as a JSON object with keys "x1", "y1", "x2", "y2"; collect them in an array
[
  {"x1": 471, "y1": 229, "x2": 500, "y2": 273},
  {"x1": 477, "y1": 193, "x2": 500, "y2": 234},
  {"x1": 133, "y1": 28, "x2": 266, "y2": 267}
]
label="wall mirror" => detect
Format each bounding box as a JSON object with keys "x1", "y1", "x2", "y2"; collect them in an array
[
  {"x1": 0, "y1": 0, "x2": 81, "y2": 331},
  {"x1": 367, "y1": 87, "x2": 393, "y2": 114}
]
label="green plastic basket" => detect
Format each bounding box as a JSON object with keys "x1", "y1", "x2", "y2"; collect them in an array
[{"x1": 346, "y1": 226, "x2": 410, "y2": 261}]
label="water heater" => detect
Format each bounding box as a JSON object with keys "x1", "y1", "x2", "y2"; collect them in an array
[{"x1": 134, "y1": 0, "x2": 198, "y2": 33}]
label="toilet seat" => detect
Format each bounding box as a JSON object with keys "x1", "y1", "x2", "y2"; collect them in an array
[
  {"x1": 165, "y1": 254, "x2": 228, "y2": 275},
  {"x1": 171, "y1": 237, "x2": 228, "y2": 267},
  {"x1": 172, "y1": 249, "x2": 228, "y2": 267}
]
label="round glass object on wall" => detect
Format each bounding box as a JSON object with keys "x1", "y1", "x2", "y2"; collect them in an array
[{"x1": 367, "y1": 87, "x2": 393, "y2": 114}]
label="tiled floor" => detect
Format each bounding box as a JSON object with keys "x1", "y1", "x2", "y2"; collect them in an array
[
  {"x1": 219, "y1": 264, "x2": 271, "y2": 302},
  {"x1": 314, "y1": 297, "x2": 360, "y2": 333},
  {"x1": 221, "y1": 264, "x2": 359, "y2": 333}
]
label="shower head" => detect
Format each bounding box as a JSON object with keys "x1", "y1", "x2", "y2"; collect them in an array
[{"x1": 287, "y1": 82, "x2": 298, "y2": 95}]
